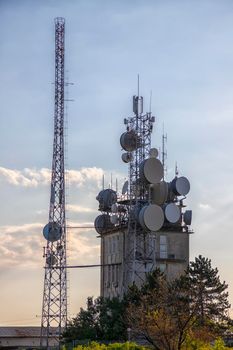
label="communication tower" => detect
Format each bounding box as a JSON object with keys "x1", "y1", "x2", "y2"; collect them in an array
[
  {"x1": 95, "y1": 88, "x2": 193, "y2": 298},
  {"x1": 40, "y1": 17, "x2": 67, "y2": 348}
]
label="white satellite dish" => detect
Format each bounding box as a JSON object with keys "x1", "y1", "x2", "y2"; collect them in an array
[
  {"x1": 151, "y1": 181, "x2": 168, "y2": 205},
  {"x1": 139, "y1": 158, "x2": 164, "y2": 184},
  {"x1": 171, "y1": 176, "x2": 190, "y2": 196},
  {"x1": 122, "y1": 180, "x2": 129, "y2": 195},
  {"x1": 139, "y1": 204, "x2": 164, "y2": 231},
  {"x1": 164, "y1": 203, "x2": 180, "y2": 223}
]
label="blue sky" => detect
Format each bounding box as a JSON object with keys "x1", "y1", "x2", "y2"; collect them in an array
[{"x1": 1, "y1": 0, "x2": 233, "y2": 325}]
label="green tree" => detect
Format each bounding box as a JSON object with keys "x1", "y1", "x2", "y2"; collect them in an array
[
  {"x1": 62, "y1": 296, "x2": 127, "y2": 343},
  {"x1": 62, "y1": 297, "x2": 98, "y2": 342},
  {"x1": 126, "y1": 257, "x2": 231, "y2": 350},
  {"x1": 98, "y1": 297, "x2": 127, "y2": 340},
  {"x1": 126, "y1": 271, "x2": 196, "y2": 350},
  {"x1": 188, "y1": 255, "x2": 230, "y2": 325}
]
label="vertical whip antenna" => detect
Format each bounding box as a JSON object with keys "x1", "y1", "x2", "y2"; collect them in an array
[
  {"x1": 40, "y1": 17, "x2": 67, "y2": 349},
  {"x1": 162, "y1": 124, "x2": 167, "y2": 180},
  {"x1": 149, "y1": 90, "x2": 152, "y2": 113},
  {"x1": 137, "y1": 74, "x2": 140, "y2": 97}
]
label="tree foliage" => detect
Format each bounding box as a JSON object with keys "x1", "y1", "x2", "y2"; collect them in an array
[
  {"x1": 188, "y1": 255, "x2": 230, "y2": 325},
  {"x1": 126, "y1": 256, "x2": 231, "y2": 350},
  {"x1": 63, "y1": 256, "x2": 231, "y2": 349},
  {"x1": 62, "y1": 296, "x2": 127, "y2": 343}
]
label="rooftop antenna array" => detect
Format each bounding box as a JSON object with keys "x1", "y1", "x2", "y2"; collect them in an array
[
  {"x1": 40, "y1": 17, "x2": 67, "y2": 348},
  {"x1": 94, "y1": 80, "x2": 192, "y2": 295}
]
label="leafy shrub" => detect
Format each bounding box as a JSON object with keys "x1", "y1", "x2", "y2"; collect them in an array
[{"x1": 72, "y1": 342, "x2": 147, "y2": 350}]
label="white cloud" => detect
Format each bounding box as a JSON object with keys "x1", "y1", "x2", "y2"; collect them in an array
[
  {"x1": 1, "y1": 223, "x2": 43, "y2": 235},
  {"x1": 0, "y1": 221, "x2": 99, "y2": 269},
  {"x1": 0, "y1": 167, "x2": 50, "y2": 187},
  {"x1": 198, "y1": 203, "x2": 212, "y2": 210},
  {"x1": 68, "y1": 167, "x2": 104, "y2": 188},
  {"x1": 0, "y1": 166, "x2": 104, "y2": 188},
  {"x1": 67, "y1": 204, "x2": 96, "y2": 213}
]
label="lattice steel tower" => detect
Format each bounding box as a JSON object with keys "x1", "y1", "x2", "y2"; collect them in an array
[
  {"x1": 40, "y1": 17, "x2": 67, "y2": 348},
  {"x1": 122, "y1": 94, "x2": 155, "y2": 290}
]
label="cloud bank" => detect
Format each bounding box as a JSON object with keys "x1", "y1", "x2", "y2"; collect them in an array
[
  {"x1": 0, "y1": 221, "x2": 99, "y2": 269},
  {"x1": 0, "y1": 166, "x2": 104, "y2": 188}
]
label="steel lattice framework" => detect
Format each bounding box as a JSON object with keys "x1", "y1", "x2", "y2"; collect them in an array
[
  {"x1": 40, "y1": 17, "x2": 67, "y2": 348},
  {"x1": 122, "y1": 95, "x2": 155, "y2": 291}
]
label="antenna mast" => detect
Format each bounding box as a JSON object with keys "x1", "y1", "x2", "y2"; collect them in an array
[
  {"x1": 122, "y1": 79, "x2": 155, "y2": 290},
  {"x1": 40, "y1": 17, "x2": 67, "y2": 348}
]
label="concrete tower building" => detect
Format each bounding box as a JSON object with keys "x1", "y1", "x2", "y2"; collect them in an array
[{"x1": 95, "y1": 93, "x2": 192, "y2": 298}]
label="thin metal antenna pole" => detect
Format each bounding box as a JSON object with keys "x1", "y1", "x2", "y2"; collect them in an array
[
  {"x1": 149, "y1": 90, "x2": 152, "y2": 114},
  {"x1": 162, "y1": 123, "x2": 167, "y2": 180},
  {"x1": 137, "y1": 74, "x2": 140, "y2": 97}
]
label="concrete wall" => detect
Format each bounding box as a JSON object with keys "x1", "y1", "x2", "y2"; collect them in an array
[{"x1": 101, "y1": 228, "x2": 190, "y2": 298}]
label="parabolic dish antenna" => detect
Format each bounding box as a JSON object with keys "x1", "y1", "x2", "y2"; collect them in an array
[
  {"x1": 120, "y1": 131, "x2": 138, "y2": 152},
  {"x1": 164, "y1": 203, "x2": 180, "y2": 223},
  {"x1": 151, "y1": 181, "x2": 168, "y2": 205},
  {"x1": 184, "y1": 210, "x2": 192, "y2": 225},
  {"x1": 43, "y1": 222, "x2": 62, "y2": 242},
  {"x1": 122, "y1": 180, "x2": 129, "y2": 195},
  {"x1": 96, "y1": 189, "x2": 117, "y2": 211},
  {"x1": 139, "y1": 204, "x2": 164, "y2": 231},
  {"x1": 121, "y1": 152, "x2": 133, "y2": 163},
  {"x1": 139, "y1": 158, "x2": 164, "y2": 184},
  {"x1": 171, "y1": 176, "x2": 190, "y2": 196},
  {"x1": 94, "y1": 214, "x2": 113, "y2": 234},
  {"x1": 149, "y1": 148, "x2": 159, "y2": 158}
]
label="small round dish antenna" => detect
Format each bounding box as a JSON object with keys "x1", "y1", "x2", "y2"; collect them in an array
[
  {"x1": 122, "y1": 152, "x2": 133, "y2": 163},
  {"x1": 122, "y1": 180, "x2": 129, "y2": 195},
  {"x1": 149, "y1": 148, "x2": 159, "y2": 158},
  {"x1": 164, "y1": 203, "x2": 180, "y2": 223},
  {"x1": 43, "y1": 222, "x2": 62, "y2": 242},
  {"x1": 183, "y1": 210, "x2": 192, "y2": 225},
  {"x1": 139, "y1": 204, "x2": 164, "y2": 231}
]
